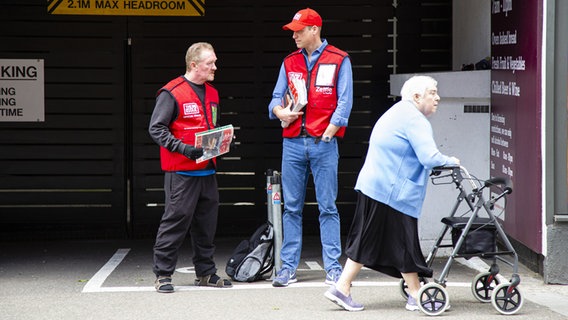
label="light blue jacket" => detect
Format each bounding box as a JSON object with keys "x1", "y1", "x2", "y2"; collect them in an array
[{"x1": 355, "y1": 99, "x2": 458, "y2": 218}]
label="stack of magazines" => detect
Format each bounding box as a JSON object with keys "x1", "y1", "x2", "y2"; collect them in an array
[{"x1": 281, "y1": 77, "x2": 307, "y2": 128}]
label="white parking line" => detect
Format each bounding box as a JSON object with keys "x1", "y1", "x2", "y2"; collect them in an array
[
  {"x1": 82, "y1": 248, "x2": 131, "y2": 293},
  {"x1": 82, "y1": 249, "x2": 470, "y2": 293}
]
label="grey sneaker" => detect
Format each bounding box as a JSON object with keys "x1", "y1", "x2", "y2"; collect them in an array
[
  {"x1": 325, "y1": 268, "x2": 342, "y2": 285},
  {"x1": 324, "y1": 286, "x2": 364, "y2": 312},
  {"x1": 272, "y1": 269, "x2": 297, "y2": 287},
  {"x1": 406, "y1": 295, "x2": 419, "y2": 311}
]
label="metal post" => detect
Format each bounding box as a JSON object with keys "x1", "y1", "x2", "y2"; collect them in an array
[
  {"x1": 265, "y1": 169, "x2": 274, "y2": 225},
  {"x1": 270, "y1": 171, "x2": 283, "y2": 274}
]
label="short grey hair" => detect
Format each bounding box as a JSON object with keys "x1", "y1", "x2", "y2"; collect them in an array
[
  {"x1": 400, "y1": 75, "x2": 437, "y2": 101},
  {"x1": 185, "y1": 42, "x2": 214, "y2": 69}
]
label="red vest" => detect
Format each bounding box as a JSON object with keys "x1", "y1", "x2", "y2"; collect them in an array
[
  {"x1": 158, "y1": 76, "x2": 219, "y2": 171},
  {"x1": 282, "y1": 45, "x2": 348, "y2": 138}
]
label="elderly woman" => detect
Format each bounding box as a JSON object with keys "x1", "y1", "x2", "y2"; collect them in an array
[{"x1": 324, "y1": 75, "x2": 460, "y2": 312}]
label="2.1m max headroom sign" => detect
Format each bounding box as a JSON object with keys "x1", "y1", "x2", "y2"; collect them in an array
[{"x1": 47, "y1": 0, "x2": 204, "y2": 16}]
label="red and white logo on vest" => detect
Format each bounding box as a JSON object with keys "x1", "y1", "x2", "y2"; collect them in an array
[
  {"x1": 182, "y1": 103, "x2": 200, "y2": 118},
  {"x1": 315, "y1": 86, "x2": 333, "y2": 95},
  {"x1": 288, "y1": 72, "x2": 303, "y2": 81}
]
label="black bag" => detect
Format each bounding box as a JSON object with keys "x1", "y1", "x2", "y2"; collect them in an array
[
  {"x1": 452, "y1": 227, "x2": 496, "y2": 255},
  {"x1": 443, "y1": 216, "x2": 497, "y2": 257},
  {"x1": 225, "y1": 223, "x2": 274, "y2": 282}
]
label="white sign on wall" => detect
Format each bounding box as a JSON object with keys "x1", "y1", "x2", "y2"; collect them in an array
[{"x1": 0, "y1": 59, "x2": 45, "y2": 122}]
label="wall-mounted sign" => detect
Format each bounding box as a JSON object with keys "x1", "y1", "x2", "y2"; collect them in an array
[
  {"x1": 47, "y1": 0, "x2": 204, "y2": 16},
  {"x1": 491, "y1": 0, "x2": 542, "y2": 252},
  {"x1": 0, "y1": 59, "x2": 44, "y2": 122}
]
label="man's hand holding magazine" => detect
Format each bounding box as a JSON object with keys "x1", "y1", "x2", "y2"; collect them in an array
[
  {"x1": 279, "y1": 78, "x2": 307, "y2": 128},
  {"x1": 276, "y1": 98, "x2": 304, "y2": 128}
]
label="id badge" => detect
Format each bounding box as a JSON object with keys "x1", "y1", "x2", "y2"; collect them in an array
[{"x1": 315, "y1": 64, "x2": 337, "y2": 87}]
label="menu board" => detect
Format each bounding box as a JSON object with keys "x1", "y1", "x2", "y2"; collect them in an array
[{"x1": 490, "y1": 0, "x2": 542, "y2": 252}]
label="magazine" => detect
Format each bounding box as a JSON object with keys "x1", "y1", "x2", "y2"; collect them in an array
[
  {"x1": 194, "y1": 124, "x2": 234, "y2": 163},
  {"x1": 281, "y1": 77, "x2": 307, "y2": 128}
]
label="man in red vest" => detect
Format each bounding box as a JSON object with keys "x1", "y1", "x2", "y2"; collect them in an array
[
  {"x1": 268, "y1": 8, "x2": 354, "y2": 287},
  {"x1": 149, "y1": 42, "x2": 232, "y2": 293}
]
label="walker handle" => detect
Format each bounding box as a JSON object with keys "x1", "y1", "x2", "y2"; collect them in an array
[
  {"x1": 484, "y1": 177, "x2": 513, "y2": 194},
  {"x1": 431, "y1": 165, "x2": 459, "y2": 176}
]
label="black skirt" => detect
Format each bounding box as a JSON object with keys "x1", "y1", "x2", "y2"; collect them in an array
[{"x1": 345, "y1": 192, "x2": 433, "y2": 279}]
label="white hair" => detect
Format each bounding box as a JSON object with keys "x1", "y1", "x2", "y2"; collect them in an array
[{"x1": 400, "y1": 75, "x2": 437, "y2": 101}]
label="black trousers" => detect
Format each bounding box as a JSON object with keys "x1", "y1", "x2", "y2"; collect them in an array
[{"x1": 153, "y1": 172, "x2": 219, "y2": 278}]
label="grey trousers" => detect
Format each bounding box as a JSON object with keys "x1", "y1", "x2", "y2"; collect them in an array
[{"x1": 153, "y1": 172, "x2": 219, "y2": 277}]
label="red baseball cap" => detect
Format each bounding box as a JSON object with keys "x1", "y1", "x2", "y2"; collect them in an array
[{"x1": 282, "y1": 8, "x2": 322, "y2": 31}]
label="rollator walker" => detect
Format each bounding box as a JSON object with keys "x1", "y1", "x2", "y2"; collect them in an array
[{"x1": 400, "y1": 165, "x2": 523, "y2": 316}]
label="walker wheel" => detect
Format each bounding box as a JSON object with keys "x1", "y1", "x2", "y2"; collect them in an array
[
  {"x1": 417, "y1": 283, "x2": 450, "y2": 316},
  {"x1": 491, "y1": 282, "x2": 524, "y2": 315},
  {"x1": 399, "y1": 277, "x2": 427, "y2": 300},
  {"x1": 471, "y1": 272, "x2": 500, "y2": 303},
  {"x1": 399, "y1": 278, "x2": 408, "y2": 300}
]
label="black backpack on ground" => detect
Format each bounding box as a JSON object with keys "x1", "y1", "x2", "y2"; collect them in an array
[{"x1": 225, "y1": 222, "x2": 274, "y2": 282}]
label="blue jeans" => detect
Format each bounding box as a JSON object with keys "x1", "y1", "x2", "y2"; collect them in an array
[{"x1": 280, "y1": 137, "x2": 342, "y2": 273}]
